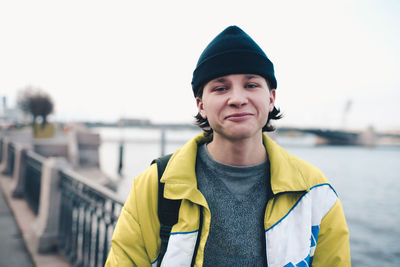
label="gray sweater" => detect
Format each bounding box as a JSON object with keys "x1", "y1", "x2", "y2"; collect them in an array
[{"x1": 196, "y1": 144, "x2": 270, "y2": 266}]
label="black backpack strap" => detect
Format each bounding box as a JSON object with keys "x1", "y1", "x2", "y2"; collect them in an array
[
  {"x1": 190, "y1": 205, "x2": 203, "y2": 267},
  {"x1": 151, "y1": 154, "x2": 181, "y2": 266}
]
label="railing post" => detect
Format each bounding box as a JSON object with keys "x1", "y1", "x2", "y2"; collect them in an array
[
  {"x1": 0, "y1": 137, "x2": 11, "y2": 175},
  {"x1": 0, "y1": 138, "x2": 3, "y2": 163},
  {"x1": 117, "y1": 141, "x2": 124, "y2": 175},
  {"x1": 160, "y1": 128, "x2": 166, "y2": 156},
  {"x1": 33, "y1": 157, "x2": 70, "y2": 253}
]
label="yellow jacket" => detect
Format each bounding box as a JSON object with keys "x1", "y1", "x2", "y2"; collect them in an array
[{"x1": 106, "y1": 133, "x2": 350, "y2": 266}]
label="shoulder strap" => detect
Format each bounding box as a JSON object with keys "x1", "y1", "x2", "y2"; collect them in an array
[
  {"x1": 151, "y1": 154, "x2": 181, "y2": 225},
  {"x1": 151, "y1": 154, "x2": 181, "y2": 266}
]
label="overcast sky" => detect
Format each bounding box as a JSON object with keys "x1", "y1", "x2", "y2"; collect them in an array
[{"x1": 1, "y1": 0, "x2": 399, "y2": 131}]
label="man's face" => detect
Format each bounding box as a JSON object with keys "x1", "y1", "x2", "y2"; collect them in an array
[{"x1": 196, "y1": 74, "x2": 276, "y2": 142}]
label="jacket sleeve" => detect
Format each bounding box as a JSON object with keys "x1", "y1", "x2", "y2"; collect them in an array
[
  {"x1": 312, "y1": 198, "x2": 351, "y2": 266},
  {"x1": 105, "y1": 165, "x2": 160, "y2": 266}
]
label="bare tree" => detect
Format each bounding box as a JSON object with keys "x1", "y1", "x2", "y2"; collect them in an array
[{"x1": 17, "y1": 86, "x2": 54, "y2": 133}]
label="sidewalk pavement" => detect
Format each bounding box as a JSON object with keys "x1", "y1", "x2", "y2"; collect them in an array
[
  {"x1": 0, "y1": 182, "x2": 34, "y2": 267},
  {"x1": 0, "y1": 174, "x2": 70, "y2": 267}
]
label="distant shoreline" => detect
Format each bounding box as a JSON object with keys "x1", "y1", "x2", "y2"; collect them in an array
[{"x1": 84, "y1": 121, "x2": 199, "y2": 130}]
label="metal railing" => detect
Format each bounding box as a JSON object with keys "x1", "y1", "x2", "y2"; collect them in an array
[
  {"x1": 59, "y1": 168, "x2": 124, "y2": 267},
  {"x1": 25, "y1": 151, "x2": 46, "y2": 215}
]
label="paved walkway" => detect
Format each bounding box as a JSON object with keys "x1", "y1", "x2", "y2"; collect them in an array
[
  {"x1": 0, "y1": 180, "x2": 34, "y2": 266},
  {"x1": 0, "y1": 174, "x2": 70, "y2": 267}
]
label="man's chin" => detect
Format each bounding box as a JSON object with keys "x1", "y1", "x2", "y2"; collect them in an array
[{"x1": 215, "y1": 128, "x2": 261, "y2": 142}]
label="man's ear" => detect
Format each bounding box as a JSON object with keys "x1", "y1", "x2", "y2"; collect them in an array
[
  {"x1": 196, "y1": 97, "x2": 207, "y2": 119},
  {"x1": 269, "y1": 89, "x2": 276, "y2": 112}
]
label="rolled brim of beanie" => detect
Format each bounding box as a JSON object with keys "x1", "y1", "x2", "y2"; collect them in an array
[{"x1": 191, "y1": 50, "x2": 277, "y2": 95}]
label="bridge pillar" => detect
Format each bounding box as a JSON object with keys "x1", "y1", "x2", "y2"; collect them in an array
[
  {"x1": 358, "y1": 127, "x2": 377, "y2": 147},
  {"x1": 32, "y1": 157, "x2": 70, "y2": 253},
  {"x1": 68, "y1": 129, "x2": 101, "y2": 169}
]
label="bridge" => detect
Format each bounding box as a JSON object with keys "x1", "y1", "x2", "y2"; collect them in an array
[
  {"x1": 276, "y1": 127, "x2": 400, "y2": 146},
  {"x1": 84, "y1": 121, "x2": 400, "y2": 147}
]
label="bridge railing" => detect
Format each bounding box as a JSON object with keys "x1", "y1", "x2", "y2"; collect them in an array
[
  {"x1": 59, "y1": 168, "x2": 123, "y2": 267},
  {"x1": 24, "y1": 150, "x2": 46, "y2": 215},
  {"x1": 0, "y1": 136, "x2": 124, "y2": 266}
]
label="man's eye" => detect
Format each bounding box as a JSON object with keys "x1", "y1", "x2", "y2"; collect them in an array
[
  {"x1": 213, "y1": 87, "x2": 226, "y2": 92},
  {"x1": 246, "y1": 83, "x2": 258, "y2": 88}
]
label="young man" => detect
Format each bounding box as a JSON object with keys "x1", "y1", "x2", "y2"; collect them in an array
[{"x1": 106, "y1": 26, "x2": 350, "y2": 266}]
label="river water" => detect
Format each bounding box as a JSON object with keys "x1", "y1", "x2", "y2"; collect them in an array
[{"x1": 92, "y1": 127, "x2": 400, "y2": 266}]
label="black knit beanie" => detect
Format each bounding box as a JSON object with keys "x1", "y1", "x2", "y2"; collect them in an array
[{"x1": 191, "y1": 25, "x2": 277, "y2": 96}]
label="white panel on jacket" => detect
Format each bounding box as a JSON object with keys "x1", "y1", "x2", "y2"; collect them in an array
[
  {"x1": 265, "y1": 184, "x2": 337, "y2": 267},
  {"x1": 161, "y1": 231, "x2": 198, "y2": 267}
]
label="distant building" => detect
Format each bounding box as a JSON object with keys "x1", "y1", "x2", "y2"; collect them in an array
[
  {"x1": 0, "y1": 96, "x2": 26, "y2": 128},
  {"x1": 117, "y1": 118, "x2": 151, "y2": 126}
]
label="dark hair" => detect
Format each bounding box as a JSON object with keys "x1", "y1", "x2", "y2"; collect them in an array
[{"x1": 194, "y1": 79, "x2": 283, "y2": 137}]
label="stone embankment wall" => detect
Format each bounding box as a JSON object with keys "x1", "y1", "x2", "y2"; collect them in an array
[{"x1": 0, "y1": 126, "x2": 122, "y2": 267}]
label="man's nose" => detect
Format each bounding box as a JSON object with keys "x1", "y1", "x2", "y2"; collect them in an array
[{"x1": 228, "y1": 87, "x2": 248, "y2": 107}]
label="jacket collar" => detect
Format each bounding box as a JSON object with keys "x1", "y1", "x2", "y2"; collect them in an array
[
  {"x1": 161, "y1": 133, "x2": 309, "y2": 205},
  {"x1": 160, "y1": 133, "x2": 210, "y2": 207},
  {"x1": 263, "y1": 134, "x2": 309, "y2": 195}
]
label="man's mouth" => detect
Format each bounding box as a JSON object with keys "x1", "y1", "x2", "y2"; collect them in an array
[{"x1": 225, "y1": 113, "x2": 253, "y2": 120}]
